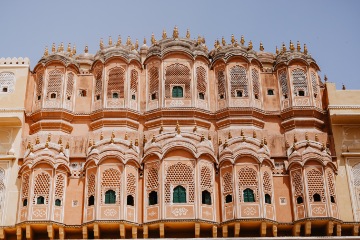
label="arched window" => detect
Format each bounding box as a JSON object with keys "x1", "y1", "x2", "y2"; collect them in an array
[
  {"x1": 199, "y1": 92, "x2": 205, "y2": 100},
  {"x1": 23, "y1": 199, "x2": 28, "y2": 207},
  {"x1": 55, "y1": 199, "x2": 61, "y2": 206},
  {"x1": 0, "y1": 72, "x2": 15, "y2": 93},
  {"x1": 165, "y1": 63, "x2": 191, "y2": 99},
  {"x1": 37, "y1": 196, "x2": 45, "y2": 204},
  {"x1": 243, "y1": 188, "x2": 255, "y2": 202},
  {"x1": 196, "y1": 66, "x2": 207, "y2": 100},
  {"x1": 172, "y1": 86, "x2": 183, "y2": 98},
  {"x1": 149, "y1": 191, "x2": 158, "y2": 205},
  {"x1": 107, "y1": 67, "x2": 125, "y2": 99},
  {"x1": 130, "y1": 69, "x2": 138, "y2": 101},
  {"x1": 173, "y1": 185, "x2": 186, "y2": 203},
  {"x1": 230, "y1": 65, "x2": 248, "y2": 97},
  {"x1": 279, "y1": 70, "x2": 289, "y2": 99},
  {"x1": 149, "y1": 67, "x2": 159, "y2": 100},
  {"x1": 217, "y1": 70, "x2": 226, "y2": 100},
  {"x1": 297, "y1": 196, "x2": 303, "y2": 204},
  {"x1": 225, "y1": 194, "x2": 233, "y2": 203},
  {"x1": 127, "y1": 195, "x2": 134, "y2": 206},
  {"x1": 202, "y1": 190, "x2": 211, "y2": 205},
  {"x1": 331, "y1": 196, "x2": 336, "y2": 203},
  {"x1": 292, "y1": 68, "x2": 308, "y2": 97},
  {"x1": 47, "y1": 69, "x2": 63, "y2": 100},
  {"x1": 94, "y1": 67, "x2": 103, "y2": 101},
  {"x1": 265, "y1": 194, "x2": 271, "y2": 204},
  {"x1": 313, "y1": 193, "x2": 321, "y2": 202},
  {"x1": 112, "y1": 92, "x2": 119, "y2": 99},
  {"x1": 88, "y1": 195, "x2": 95, "y2": 206},
  {"x1": 104, "y1": 190, "x2": 116, "y2": 204}
]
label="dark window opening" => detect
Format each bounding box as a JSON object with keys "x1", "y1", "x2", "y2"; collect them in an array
[
  {"x1": 267, "y1": 89, "x2": 274, "y2": 95},
  {"x1": 112, "y1": 92, "x2": 119, "y2": 99},
  {"x1": 2, "y1": 87, "x2": 8, "y2": 92},
  {"x1": 219, "y1": 94, "x2": 224, "y2": 99},
  {"x1": 151, "y1": 93, "x2": 157, "y2": 100},
  {"x1": 88, "y1": 195, "x2": 95, "y2": 206},
  {"x1": 314, "y1": 93, "x2": 317, "y2": 98},
  {"x1": 330, "y1": 196, "x2": 335, "y2": 203},
  {"x1": 172, "y1": 86, "x2": 183, "y2": 98},
  {"x1": 236, "y1": 90, "x2": 243, "y2": 97},
  {"x1": 313, "y1": 193, "x2": 321, "y2": 202},
  {"x1": 243, "y1": 188, "x2": 255, "y2": 202},
  {"x1": 105, "y1": 190, "x2": 116, "y2": 204},
  {"x1": 79, "y1": 89, "x2": 87, "y2": 97},
  {"x1": 67, "y1": 96, "x2": 71, "y2": 100},
  {"x1": 298, "y1": 90, "x2": 305, "y2": 96},
  {"x1": 96, "y1": 94, "x2": 100, "y2": 100},
  {"x1": 265, "y1": 194, "x2": 271, "y2": 204},
  {"x1": 37, "y1": 196, "x2": 45, "y2": 205},
  {"x1": 296, "y1": 196, "x2": 303, "y2": 204},
  {"x1": 202, "y1": 190, "x2": 212, "y2": 205},
  {"x1": 55, "y1": 199, "x2": 61, "y2": 206},
  {"x1": 127, "y1": 195, "x2": 134, "y2": 206},
  {"x1": 50, "y1": 93, "x2": 57, "y2": 99},
  {"x1": 225, "y1": 194, "x2": 232, "y2": 203},
  {"x1": 199, "y1": 92, "x2": 205, "y2": 100},
  {"x1": 132, "y1": 94, "x2": 136, "y2": 100},
  {"x1": 255, "y1": 94, "x2": 259, "y2": 99},
  {"x1": 23, "y1": 199, "x2": 28, "y2": 207},
  {"x1": 173, "y1": 185, "x2": 186, "y2": 203},
  {"x1": 284, "y1": 94, "x2": 288, "y2": 99},
  {"x1": 149, "y1": 191, "x2": 158, "y2": 205},
  {"x1": 37, "y1": 95, "x2": 41, "y2": 100}
]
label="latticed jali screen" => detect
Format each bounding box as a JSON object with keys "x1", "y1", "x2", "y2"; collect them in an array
[
  {"x1": 252, "y1": 69, "x2": 260, "y2": 98},
  {"x1": 55, "y1": 174, "x2": 65, "y2": 201},
  {"x1": 292, "y1": 68, "x2": 308, "y2": 96},
  {"x1": 237, "y1": 167, "x2": 259, "y2": 202},
  {"x1": 66, "y1": 73, "x2": 74, "y2": 100},
  {"x1": 230, "y1": 65, "x2": 248, "y2": 97},
  {"x1": 46, "y1": 69, "x2": 63, "y2": 99},
  {"x1": 306, "y1": 169, "x2": 325, "y2": 202},
  {"x1": 311, "y1": 71, "x2": 318, "y2": 96},
  {"x1": 292, "y1": 171, "x2": 303, "y2": 198},
  {"x1": 94, "y1": 67, "x2": 103, "y2": 100},
  {"x1": 101, "y1": 168, "x2": 121, "y2": 204},
  {"x1": 222, "y1": 172, "x2": 233, "y2": 195},
  {"x1": 146, "y1": 166, "x2": 159, "y2": 191},
  {"x1": 200, "y1": 165, "x2": 213, "y2": 192},
  {"x1": 0, "y1": 72, "x2": 15, "y2": 93},
  {"x1": 165, "y1": 63, "x2": 191, "y2": 98},
  {"x1": 165, "y1": 162, "x2": 194, "y2": 203},
  {"x1": 279, "y1": 71, "x2": 289, "y2": 97},
  {"x1": 327, "y1": 170, "x2": 336, "y2": 201},
  {"x1": 87, "y1": 174, "x2": 96, "y2": 198},
  {"x1": 22, "y1": 173, "x2": 30, "y2": 201},
  {"x1": 196, "y1": 66, "x2": 206, "y2": 97},
  {"x1": 149, "y1": 67, "x2": 159, "y2": 100},
  {"x1": 130, "y1": 69, "x2": 138, "y2": 97},
  {"x1": 32, "y1": 172, "x2": 51, "y2": 204},
  {"x1": 107, "y1": 67, "x2": 125, "y2": 98},
  {"x1": 127, "y1": 173, "x2": 136, "y2": 197},
  {"x1": 217, "y1": 70, "x2": 226, "y2": 99},
  {"x1": 263, "y1": 171, "x2": 272, "y2": 194}
]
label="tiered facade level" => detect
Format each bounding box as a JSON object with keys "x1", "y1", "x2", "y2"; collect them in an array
[{"x1": 1, "y1": 28, "x2": 360, "y2": 239}]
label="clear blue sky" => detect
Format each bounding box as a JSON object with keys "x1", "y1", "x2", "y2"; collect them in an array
[{"x1": 1, "y1": 0, "x2": 359, "y2": 89}]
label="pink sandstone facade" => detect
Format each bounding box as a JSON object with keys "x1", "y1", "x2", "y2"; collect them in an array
[{"x1": 1, "y1": 28, "x2": 360, "y2": 239}]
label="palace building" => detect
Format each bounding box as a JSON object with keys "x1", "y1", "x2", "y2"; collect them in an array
[{"x1": 0, "y1": 27, "x2": 360, "y2": 239}]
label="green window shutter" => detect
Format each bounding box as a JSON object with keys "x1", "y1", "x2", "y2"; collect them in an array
[
  {"x1": 173, "y1": 186, "x2": 186, "y2": 203},
  {"x1": 244, "y1": 188, "x2": 255, "y2": 202},
  {"x1": 172, "y1": 86, "x2": 183, "y2": 98}
]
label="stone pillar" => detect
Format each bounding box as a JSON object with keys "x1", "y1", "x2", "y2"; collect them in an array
[
  {"x1": 292, "y1": 223, "x2": 300, "y2": 236},
  {"x1": 260, "y1": 222, "x2": 267, "y2": 237},
  {"x1": 143, "y1": 225, "x2": 148, "y2": 239},
  {"x1": 305, "y1": 221, "x2": 311, "y2": 236},
  {"x1": 234, "y1": 223, "x2": 240, "y2": 237},
  {"x1": 94, "y1": 223, "x2": 100, "y2": 239},
  {"x1": 326, "y1": 221, "x2": 333, "y2": 236},
  {"x1": 159, "y1": 223, "x2": 165, "y2": 238},
  {"x1": 16, "y1": 226, "x2": 22, "y2": 240},
  {"x1": 120, "y1": 224, "x2": 125, "y2": 239},
  {"x1": 82, "y1": 226, "x2": 88, "y2": 239},
  {"x1": 212, "y1": 225, "x2": 217, "y2": 238},
  {"x1": 222, "y1": 225, "x2": 228, "y2": 237},
  {"x1": 132, "y1": 226, "x2": 137, "y2": 239},
  {"x1": 26, "y1": 224, "x2": 33, "y2": 240},
  {"x1": 59, "y1": 226, "x2": 65, "y2": 240},
  {"x1": 353, "y1": 225, "x2": 359, "y2": 236},
  {"x1": 0, "y1": 228, "x2": 6, "y2": 240},
  {"x1": 272, "y1": 224, "x2": 278, "y2": 237},
  {"x1": 336, "y1": 224, "x2": 342, "y2": 236},
  {"x1": 195, "y1": 223, "x2": 200, "y2": 238},
  {"x1": 47, "y1": 224, "x2": 54, "y2": 240}
]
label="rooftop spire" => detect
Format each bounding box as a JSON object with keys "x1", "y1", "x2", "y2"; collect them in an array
[
  {"x1": 231, "y1": 34, "x2": 235, "y2": 44},
  {"x1": 135, "y1": 39, "x2": 139, "y2": 50},
  {"x1": 143, "y1": 37, "x2": 147, "y2": 45},
  {"x1": 67, "y1": 43, "x2": 71, "y2": 53},
  {"x1": 248, "y1": 40, "x2": 253, "y2": 50},
  {"x1": 126, "y1": 36, "x2": 132, "y2": 46},
  {"x1": 43, "y1": 46, "x2": 49, "y2": 57},
  {"x1": 303, "y1": 43, "x2": 308, "y2": 54},
  {"x1": 222, "y1": 37, "x2": 226, "y2": 46},
  {"x1": 186, "y1": 29, "x2": 190, "y2": 39},
  {"x1": 84, "y1": 45, "x2": 88, "y2": 53},
  {"x1": 297, "y1": 41, "x2": 301, "y2": 52},
  {"x1": 100, "y1": 38, "x2": 104, "y2": 50},
  {"x1": 173, "y1": 26, "x2": 179, "y2": 39},
  {"x1": 276, "y1": 46, "x2": 279, "y2": 55},
  {"x1": 116, "y1": 35, "x2": 122, "y2": 47},
  {"x1": 52, "y1": 43, "x2": 56, "y2": 53},
  {"x1": 108, "y1": 36, "x2": 113, "y2": 46},
  {"x1": 162, "y1": 29, "x2": 167, "y2": 39},
  {"x1": 151, "y1": 33, "x2": 156, "y2": 45},
  {"x1": 240, "y1": 35, "x2": 245, "y2": 45},
  {"x1": 72, "y1": 45, "x2": 76, "y2": 55},
  {"x1": 282, "y1": 42, "x2": 286, "y2": 52},
  {"x1": 259, "y1": 42, "x2": 264, "y2": 51},
  {"x1": 290, "y1": 40, "x2": 295, "y2": 51}
]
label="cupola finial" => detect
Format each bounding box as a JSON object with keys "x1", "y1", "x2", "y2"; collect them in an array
[{"x1": 260, "y1": 42, "x2": 264, "y2": 51}]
